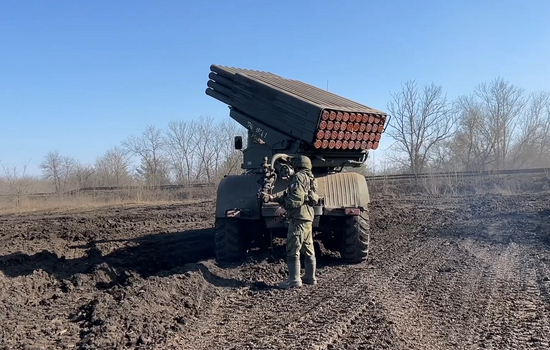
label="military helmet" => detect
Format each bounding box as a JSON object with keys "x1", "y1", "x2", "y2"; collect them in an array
[{"x1": 293, "y1": 155, "x2": 312, "y2": 170}]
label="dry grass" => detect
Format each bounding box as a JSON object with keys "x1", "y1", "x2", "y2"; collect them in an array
[
  {"x1": 369, "y1": 173, "x2": 550, "y2": 199},
  {"x1": 0, "y1": 187, "x2": 216, "y2": 214}
]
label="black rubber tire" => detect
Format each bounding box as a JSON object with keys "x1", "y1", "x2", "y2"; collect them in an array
[
  {"x1": 214, "y1": 218, "x2": 246, "y2": 262},
  {"x1": 340, "y1": 212, "x2": 370, "y2": 264}
]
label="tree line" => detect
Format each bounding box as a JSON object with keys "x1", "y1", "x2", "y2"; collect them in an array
[
  {"x1": 2, "y1": 77, "x2": 549, "y2": 196},
  {"x1": 385, "y1": 77, "x2": 550, "y2": 174},
  {"x1": 0, "y1": 116, "x2": 245, "y2": 195}
]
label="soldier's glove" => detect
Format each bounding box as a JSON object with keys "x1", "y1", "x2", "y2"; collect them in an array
[
  {"x1": 257, "y1": 191, "x2": 272, "y2": 203},
  {"x1": 275, "y1": 207, "x2": 287, "y2": 217}
]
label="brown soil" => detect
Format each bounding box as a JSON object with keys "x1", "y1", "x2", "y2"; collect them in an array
[{"x1": 1, "y1": 194, "x2": 550, "y2": 349}]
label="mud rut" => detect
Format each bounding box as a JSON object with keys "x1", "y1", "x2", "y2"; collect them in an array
[{"x1": 0, "y1": 194, "x2": 549, "y2": 349}]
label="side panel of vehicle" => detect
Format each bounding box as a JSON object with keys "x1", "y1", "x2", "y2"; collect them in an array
[
  {"x1": 317, "y1": 172, "x2": 370, "y2": 215},
  {"x1": 215, "y1": 174, "x2": 262, "y2": 219}
]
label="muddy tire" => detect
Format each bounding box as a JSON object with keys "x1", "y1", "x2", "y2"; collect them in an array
[
  {"x1": 340, "y1": 213, "x2": 370, "y2": 264},
  {"x1": 215, "y1": 218, "x2": 245, "y2": 262}
]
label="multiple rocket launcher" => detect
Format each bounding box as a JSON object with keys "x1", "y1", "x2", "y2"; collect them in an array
[{"x1": 206, "y1": 65, "x2": 387, "y2": 153}]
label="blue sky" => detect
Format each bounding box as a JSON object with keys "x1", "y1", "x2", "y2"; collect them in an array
[{"x1": 1, "y1": 0, "x2": 549, "y2": 175}]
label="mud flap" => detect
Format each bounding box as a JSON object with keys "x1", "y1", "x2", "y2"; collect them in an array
[{"x1": 216, "y1": 175, "x2": 262, "y2": 219}]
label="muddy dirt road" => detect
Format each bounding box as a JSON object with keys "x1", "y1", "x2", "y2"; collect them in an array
[{"x1": 1, "y1": 194, "x2": 550, "y2": 349}]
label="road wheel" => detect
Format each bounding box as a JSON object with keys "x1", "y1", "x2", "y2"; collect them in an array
[
  {"x1": 340, "y1": 212, "x2": 370, "y2": 264},
  {"x1": 214, "y1": 218, "x2": 245, "y2": 262}
]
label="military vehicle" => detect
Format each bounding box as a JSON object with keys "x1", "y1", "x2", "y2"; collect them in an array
[{"x1": 205, "y1": 65, "x2": 388, "y2": 263}]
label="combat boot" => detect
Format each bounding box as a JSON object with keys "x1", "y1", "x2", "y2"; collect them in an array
[
  {"x1": 278, "y1": 257, "x2": 302, "y2": 289},
  {"x1": 302, "y1": 255, "x2": 317, "y2": 285}
]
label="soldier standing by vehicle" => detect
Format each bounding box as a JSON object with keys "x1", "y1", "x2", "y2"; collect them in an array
[{"x1": 268, "y1": 155, "x2": 318, "y2": 289}]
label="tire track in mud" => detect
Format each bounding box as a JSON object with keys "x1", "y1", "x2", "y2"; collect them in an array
[
  {"x1": 359, "y1": 208, "x2": 550, "y2": 350},
  {"x1": 515, "y1": 252, "x2": 550, "y2": 349},
  {"x1": 465, "y1": 218, "x2": 550, "y2": 350},
  {"x1": 319, "y1": 238, "x2": 447, "y2": 350},
  {"x1": 366, "y1": 237, "x2": 457, "y2": 349},
  {"x1": 475, "y1": 244, "x2": 531, "y2": 349},
  {"x1": 181, "y1": 196, "x2": 550, "y2": 350},
  {"x1": 456, "y1": 239, "x2": 509, "y2": 349},
  {"x1": 180, "y1": 261, "x2": 400, "y2": 350},
  {"x1": 535, "y1": 256, "x2": 550, "y2": 306},
  {"x1": 274, "y1": 266, "x2": 389, "y2": 350}
]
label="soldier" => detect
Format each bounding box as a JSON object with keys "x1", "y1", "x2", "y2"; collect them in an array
[{"x1": 269, "y1": 155, "x2": 318, "y2": 289}]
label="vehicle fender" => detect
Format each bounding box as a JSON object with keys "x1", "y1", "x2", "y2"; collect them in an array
[
  {"x1": 315, "y1": 172, "x2": 370, "y2": 212},
  {"x1": 216, "y1": 174, "x2": 262, "y2": 219}
]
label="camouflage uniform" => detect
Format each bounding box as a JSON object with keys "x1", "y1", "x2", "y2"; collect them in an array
[
  {"x1": 272, "y1": 156, "x2": 317, "y2": 288},
  {"x1": 276, "y1": 170, "x2": 315, "y2": 259}
]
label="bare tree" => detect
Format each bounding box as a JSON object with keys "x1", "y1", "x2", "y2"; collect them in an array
[
  {"x1": 450, "y1": 95, "x2": 497, "y2": 171},
  {"x1": 122, "y1": 125, "x2": 169, "y2": 186},
  {"x1": 0, "y1": 161, "x2": 33, "y2": 207},
  {"x1": 447, "y1": 79, "x2": 527, "y2": 171},
  {"x1": 217, "y1": 151, "x2": 244, "y2": 177},
  {"x1": 95, "y1": 153, "x2": 111, "y2": 186},
  {"x1": 194, "y1": 116, "x2": 218, "y2": 183},
  {"x1": 72, "y1": 163, "x2": 95, "y2": 189},
  {"x1": 60, "y1": 156, "x2": 77, "y2": 192},
  {"x1": 509, "y1": 91, "x2": 550, "y2": 168},
  {"x1": 39, "y1": 151, "x2": 62, "y2": 192},
  {"x1": 429, "y1": 139, "x2": 458, "y2": 172},
  {"x1": 386, "y1": 80, "x2": 455, "y2": 174},
  {"x1": 39, "y1": 151, "x2": 76, "y2": 193},
  {"x1": 95, "y1": 146, "x2": 131, "y2": 186},
  {"x1": 164, "y1": 120, "x2": 198, "y2": 184},
  {"x1": 474, "y1": 78, "x2": 525, "y2": 170},
  {"x1": 214, "y1": 119, "x2": 245, "y2": 180}
]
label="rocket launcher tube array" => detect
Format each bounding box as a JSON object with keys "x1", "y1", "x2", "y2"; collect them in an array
[
  {"x1": 205, "y1": 65, "x2": 388, "y2": 152},
  {"x1": 313, "y1": 111, "x2": 384, "y2": 150}
]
